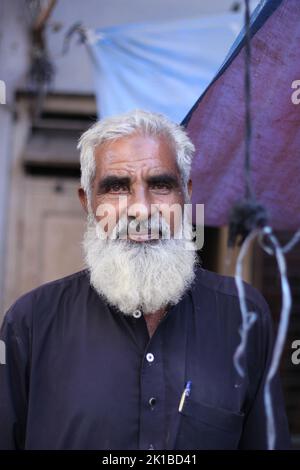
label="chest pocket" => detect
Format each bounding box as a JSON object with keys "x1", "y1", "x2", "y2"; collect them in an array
[{"x1": 175, "y1": 398, "x2": 244, "y2": 450}]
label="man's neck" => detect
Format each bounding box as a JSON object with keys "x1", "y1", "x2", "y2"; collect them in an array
[{"x1": 143, "y1": 307, "x2": 167, "y2": 338}]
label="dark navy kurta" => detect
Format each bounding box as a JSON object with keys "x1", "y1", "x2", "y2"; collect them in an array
[{"x1": 0, "y1": 267, "x2": 290, "y2": 449}]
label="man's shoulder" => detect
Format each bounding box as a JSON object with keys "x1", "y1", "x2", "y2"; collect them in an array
[
  {"x1": 2, "y1": 270, "x2": 90, "y2": 329},
  {"x1": 34, "y1": 269, "x2": 89, "y2": 294},
  {"x1": 193, "y1": 267, "x2": 270, "y2": 314}
]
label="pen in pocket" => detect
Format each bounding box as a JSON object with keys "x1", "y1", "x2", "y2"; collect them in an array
[{"x1": 178, "y1": 380, "x2": 192, "y2": 412}]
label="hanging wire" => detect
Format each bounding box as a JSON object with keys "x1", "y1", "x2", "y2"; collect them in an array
[
  {"x1": 232, "y1": 0, "x2": 260, "y2": 380},
  {"x1": 234, "y1": 224, "x2": 293, "y2": 449},
  {"x1": 244, "y1": 0, "x2": 255, "y2": 201},
  {"x1": 260, "y1": 228, "x2": 300, "y2": 256},
  {"x1": 227, "y1": 0, "x2": 268, "y2": 250},
  {"x1": 233, "y1": 229, "x2": 259, "y2": 376},
  {"x1": 62, "y1": 22, "x2": 88, "y2": 55},
  {"x1": 258, "y1": 226, "x2": 292, "y2": 449},
  {"x1": 232, "y1": 0, "x2": 296, "y2": 450},
  {"x1": 282, "y1": 228, "x2": 300, "y2": 253}
]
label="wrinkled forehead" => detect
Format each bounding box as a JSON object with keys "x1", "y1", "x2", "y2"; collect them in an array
[{"x1": 93, "y1": 132, "x2": 179, "y2": 176}]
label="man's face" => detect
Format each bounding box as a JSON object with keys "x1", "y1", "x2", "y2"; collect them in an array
[
  {"x1": 79, "y1": 132, "x2": 196, "y2": 315},
  {"x1": 80, "y1": 133, "x2": 191, "y2": 242}
]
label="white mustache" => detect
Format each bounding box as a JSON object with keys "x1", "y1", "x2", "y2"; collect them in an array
[{"x1": 98, "y1": 214, "x2": 171, "y2": 240}]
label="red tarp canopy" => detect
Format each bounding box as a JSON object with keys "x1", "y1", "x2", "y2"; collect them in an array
[{"x1": 184, "y1": 0, "x2": 300, "y2": 230}]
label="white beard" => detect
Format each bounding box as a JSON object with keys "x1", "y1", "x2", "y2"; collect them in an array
[{"x1": 82, "y1": 214, "x2": 197, "y2": 316}]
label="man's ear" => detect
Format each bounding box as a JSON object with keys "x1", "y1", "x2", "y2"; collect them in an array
[
  {"x1": 187, "y1": 179, "x2": 192, "y2": 199},
  {"x1": 78, "y1": 187, "x2": 88, "y2": 214}
]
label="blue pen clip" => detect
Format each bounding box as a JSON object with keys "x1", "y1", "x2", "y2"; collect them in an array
[{"x1": 178, "y1": 380, "x2": 192, "y2": 412}]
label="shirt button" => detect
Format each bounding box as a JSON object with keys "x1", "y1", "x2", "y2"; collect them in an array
[
  {"x1": 149, "y1": 397, "x2": 156, "y2": 407},
  {"x1": 133, "y1": 309, "x2": 142, "y2": 318},
  {"x1": 146, "y1": 353, "x2": 154, "y2": 363}
]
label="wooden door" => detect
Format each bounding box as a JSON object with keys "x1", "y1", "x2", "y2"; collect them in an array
[{"x1": 3, "y1": 176, "x2": 86, "y2": 314}]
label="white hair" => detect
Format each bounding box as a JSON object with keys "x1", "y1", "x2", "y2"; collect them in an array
[{"x1": 77, "y1": 109, "x2": 195, "y2": 204}]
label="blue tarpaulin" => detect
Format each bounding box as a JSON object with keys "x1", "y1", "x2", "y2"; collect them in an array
[{"x1": 86, "y1": 11, "x2": 247, "y2": 122}]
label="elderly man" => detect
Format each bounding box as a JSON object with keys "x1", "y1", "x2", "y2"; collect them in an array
[{"x1": 0, "y1": 110, "x2": 290, "y2": 450}]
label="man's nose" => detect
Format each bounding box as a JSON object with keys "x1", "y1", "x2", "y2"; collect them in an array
[{"x1": 127, "y1": 185, "x2": 151, "y2": 221}]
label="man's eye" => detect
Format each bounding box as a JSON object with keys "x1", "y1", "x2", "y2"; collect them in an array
[
  {"x1": 108, "y1": 184, "x2": 128, "y2": 193},
  {"x1": 151, "y1": 183, "x2": 171, "y2": 192}
]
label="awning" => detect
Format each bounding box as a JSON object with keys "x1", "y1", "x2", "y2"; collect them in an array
[{"x1": 184, "y1": 0, "x2": 300, "y2": 230}]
